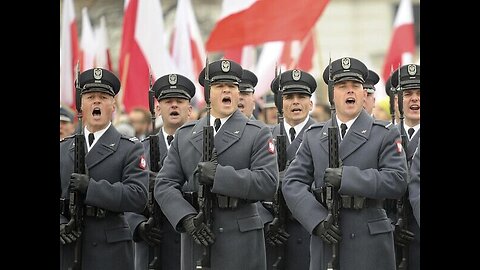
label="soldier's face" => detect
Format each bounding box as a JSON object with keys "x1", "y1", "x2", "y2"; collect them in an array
[
  {"x1": 238, "y1": 91, "x2": 255, "y2": 118},
  {"x1": 60, "y1": 120, "x2": 75, "y2": 140},
  {"x1": 81, "y1": 91, "x2": 116, "y2": 132},
  {"x1": 334, "y1": 80, "x2": 366, "y2": 122},
  {"x1": 403, "y1": 89, "x2": 420, "y2": 124},
  {"x1": 210, "y1": 82, "x2": 239, "y2": 118},
  {"x1": 363, "y1": 92, "x2": 375, "y2": 115},
  {"x1": 157, "y1": 97, "x2": 192, "y2": 130},
  {"x1": 283, "y1": 93, "x2": 312, "y2": 126}
]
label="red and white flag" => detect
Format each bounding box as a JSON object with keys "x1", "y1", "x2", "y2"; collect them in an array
[
  {"x1": 80, "y1": 7, "x2": 96, "y2": 72},
  {"x1": 206, "y1": 0, "x2": 328, "y2": 52},
  {"x1": 60, "y1": 0, "x2": 79, "y2": 109},
  {"x1": 171, "y1": 0, "x2": 205, "y2": 107},
  {"x1": 118, "y1": 0, "x2": 176, "y2": 113},
  {"x1": 94, "y1": 16, "x2": 113, "y2": 70},
  {"x1": 382, "y1": 0, "x2": 416, "y2": 82}
]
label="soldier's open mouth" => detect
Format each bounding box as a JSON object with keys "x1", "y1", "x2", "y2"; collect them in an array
[
  {"x1": 238, "y1": 103, "x2": 244, "y2": 109},
  {"x1": 410, "y1": 105, "x2": 419, "y2": 110},
  {"x1": 222, "y1": 97, "x2": 231, "y2": 105},
  {"x1": 292, "y1": 108, "x2": 302, "y2": 112},
  {"x1": 170, "y1": 111, "x2": 179, "y2": 116},
  {"x1": 92, "y1": 108, "x2": 101, "y2": 116},
  {"x1": 346, "y1": 98, "x2": 355, "y2": 104}
]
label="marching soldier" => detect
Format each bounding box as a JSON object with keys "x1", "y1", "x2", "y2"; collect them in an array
[
  {"x1": 60, "y1": 68, "x2": 149, "y2": 269},
  {"x1": 238, "y1": 69, "x2": 258, "y2": 120},
  {"x1": 390, "y1": 64, "x2": 421, "y2": 270},
  {"x1": 126, "y1": 74, "x2": 195, "y2": 269},
  {"x1": 154, "y1": 59, "x2": 278, "y2": 270},
  {"x1": 282, "y1": 57, "x2": 408, "y2": 270},
  {"x1": 261, "y1": 69, "x2": 318, "y2": 270},
  {"x1": 363, "y1": 69, "x2": 380, "y2": 116}
]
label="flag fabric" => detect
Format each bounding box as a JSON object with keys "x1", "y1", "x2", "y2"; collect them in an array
[
  {"x1": 171, "y1": 0, "x2": 205, "y2": 108},
  {"x1": 118, "y1": 0, "x2": 176, "y2": 113},
  {"x1": 382, "y1": 0, "x2": 416, "y2": 82},
  {"x1": 206, "y1": 0, "x2": 329, "y2": 52},
  {"x1": 94, "y1": 16, "x2": 113, "y2": 70},
  {"x1": 60, "y1": 0, "x2": 79, "y2": 109},
  {"x1": 80, "y1": 7, "x2": 96, "y2": 71}
]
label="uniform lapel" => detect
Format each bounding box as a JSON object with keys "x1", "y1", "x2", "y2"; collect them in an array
[
  {"x1": 339, "y1": 110, "x2": 371, "y2": 160},
  {"x1": 406, "y1": 128, "x2": 420, "y2": 161},
  {"x1": 85, "y1": 125, "x2": 120, "y2": 169},
  {"x1": 319, "y1": 119, "x2": 332, "y2": 154},
  {"x1": 189, "y1": 117, "x2": 206, "y2": 155},
  {"x1": 214, "y1": 110, "x2": 246, "y2": 156},
  {"x1": 287, "y1": 117, "x2": 315, "y2": 160},
  {"x1": 158, "y1": 132, "x2": 169, "y2": 166}
]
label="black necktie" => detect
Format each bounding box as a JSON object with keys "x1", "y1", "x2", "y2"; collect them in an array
[
  {"x1": 340, "y1": 123, "x2": 347, "y2": 139},
  {"x1": 408, "y1": 128, "x2": 415, "y2": 139},
  {"x1": 214, "y1": 118, "x2": 221, "y2": 132},
  {"x1": 289, "y1": 127, "x2": 296, "y2": 142},
  {"x1": 167, "y1": 135, "x2": 174, "y2": 146},
  {"x1": 88, "y1": 133, "x2": 95, "y2": 146}
]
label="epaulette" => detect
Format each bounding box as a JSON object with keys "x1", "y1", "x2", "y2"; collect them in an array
[
  {"x1": 178, "y1": 120, "x2": 197, "y2": 131},
  {"x1": 60, "y1": 134, "x2": 75, "y2": 143},
  {"x1": 141, "y1": 136, "x2": 151, "y2": 143},
  {"x1": 307, "y1": 122, "x2": 325, "y2": 131},
  {"x1": 374, "y1": 119, "x2": 392, "y2": 129},
  {"x1": 121, "y1": 136, "x2": 139, "y2": 143},
  {"x1": 246, "y1": 119, "x2": 263, "y2": 129}
]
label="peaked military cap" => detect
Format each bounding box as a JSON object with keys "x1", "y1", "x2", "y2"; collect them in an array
[
  {"x1": 271, "y1": 69, "x2": 317, "y2": 96},
  {"x1": 364, "y1": 69, "x2": 380, "y2": 94},
  {"x1": 198, "y1": 59, "x2": 243, "y2": 86},
  {"x1": 384, "y1": 76, "x2": 394, "y2": 97},
  {"x1": 78, "y1": 68, "x2": 121, "y2": 96},
  {"x1": 390, "y1": 64, "x2": 420, "y2": 90},
  {"x1": 322, "y1": 57, "x2": 369, "y2": 84},
  {"x1": 60, "y1": 105, "x2": 74, "y2": 122},
  {"x1": 153, "y1": 73, "x2": 196, "y2": 101},
  {"x1": 239, "y1": 69, "x2": 258, "y2": 93}
]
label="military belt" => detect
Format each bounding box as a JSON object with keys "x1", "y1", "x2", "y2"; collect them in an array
[
  {"x1": 84, "y1": 205, "x2": 116, "y2": 218},
  {"x1": 183, "y1": 192, "x2": 249, "y2": 210},
  {"x1": 340, "y1": 195, "x2": 383, "y2": 209}
]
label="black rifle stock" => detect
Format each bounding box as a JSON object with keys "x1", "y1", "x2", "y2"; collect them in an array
[
  {"x1": 196, "y1": 57, "x2": 213, "y2": 269},
  {"x1": 396, "y1": 66, "x2": 410, "y2": 270},
  {"x1": 66, "y1": 62, "x2": 86, "y2": 270},
  {"x1": 272, "y1": 66, "x2": 287, "y2": 270},
  {"x1": 147, "y1": 72, "x2": 163, "y2": 270},
  {"x1": 326, "y1": 56, "x2": 340, "y2": 270}
]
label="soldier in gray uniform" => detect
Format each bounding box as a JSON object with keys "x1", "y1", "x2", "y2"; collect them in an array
[
  {"x1": 154, "y1": 59, "x2": 278, "y2": 270},
  {"x1": 260, "y1": 69, "x2": 318, "y2": 270},
  {"x1": 282, "y1": 57, "x2": 408, "y2": 270},
  {"x1": 238, "y1": 69, "x2": 258, "y2": 120},
  {"x1": 390, "y1": 64, "x2": 421, "y2": 270},
  {"x1": 126, "y1": 74, "x2": 195, "y2": 270},
  {"x1": 60, "y1": 68, "x2": 149, "y2": 270}
]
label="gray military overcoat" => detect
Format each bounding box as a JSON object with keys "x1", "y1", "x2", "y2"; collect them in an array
[
  {"x1": 155, "y1": 110, "x2": 278, "y2": 270},
  {"x1": 282, "y1": 110, "x2": 408, "y2": 270},
  {"x1": 60, "y1": 125, "x2": 148, "y2": 270}
]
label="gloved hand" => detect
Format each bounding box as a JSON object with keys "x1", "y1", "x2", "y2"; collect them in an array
[
  {"x1": 313, "y1": 213, "x2": 342, "y2": 245},
  {"x1": 182, "y1": 213, "x2": 215, "y2": 247},
  {"x1": 264, "y1": 217, "x2": 290, "y2": 247},
  {"x1": 324, "y1": 167, "x2": 343, "y2": 189},
  {"x1": 138, "y1": 217, "x2": 163, "y2": 246},
  {"x1": 194, "y1": 148, "x2": 218, "y2": 186},
  {"x1": 70, "y1": 173, "x2": 90, "y2": 194},
  {"x1": 394, "y1": 218, "x2": 415, "y2": 247},
  {"x1": 60, "y1": 223, "x2": 81, "y2": 245}
]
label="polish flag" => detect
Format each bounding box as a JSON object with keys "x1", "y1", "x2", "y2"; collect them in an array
[
  {"x1": 118, "y1": 0, "x2": 176, "y2": 113},
  {"x1": 206, "y1": 0, "x2": 328, "y2": 52},
  {"x1": 171, "y1": 0, "x2": 205, "y2": 108},
  {"x1": 60, "y1": 0, "x2": 79, "y2": 109},
  {"x1": 94, "y1": 16, "x2": 113, "y2": 70},
  {"x1": 80, "y1": 7, "x2": 96, "y2": 71},
  {"x1": 254, "y1": 30, "x2": 316, "y2": 100},
  {"x1": 382, "y1": 0, "x2": 416, "y2": 82}
]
